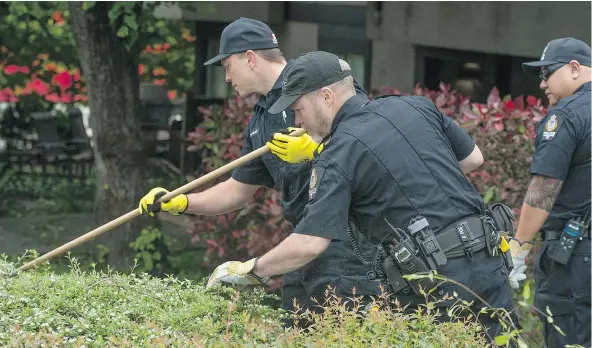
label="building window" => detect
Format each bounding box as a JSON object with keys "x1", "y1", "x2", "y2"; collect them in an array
[
  {"x1": 337, "y1": 53, "x2": 366, "y2": 89},
  {"x1": 416, "y1": 46, "x2": 493, "y2": 102},
  {"x1": 206, "y1": 39, "x2": 233, "y2": 99}
]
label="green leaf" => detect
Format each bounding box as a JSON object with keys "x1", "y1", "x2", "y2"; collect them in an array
[
  {"x1": 522, "y1": 281, "x2": 531, "y2": 300},
  {"x1": 166, "y1": 36, "x2": 178, "y2": 45},
  {"x1": 117, "y1": 25, "x2": 129, "y2": 38},
  {"x1": 494, "y1": 334, "x2": 510, "y2": 346},
  {"x1": 553, "y1": 324, "x2": 566, "y2": 336},
  {"x1": 108, "y1": 4, "x2": 122, "y2": 23},
  {"x1": 546, "y1": 305, "x2": 553, "y2": 317},
  {"x1": 483, "y1": 186, "x2": 495, "y2": 204},
  {"x1": 123, "y1": 15, "x2": 138, "y2": 30},
  {"x1": 519, "y1": 124, "x2": 526, "y2": 134},
  {"x1": 28, "y1": 20, "x2": 41, "y2": 31},
  {"x1": 82, "y1": 1, "x2": 96, "y2": 10}
]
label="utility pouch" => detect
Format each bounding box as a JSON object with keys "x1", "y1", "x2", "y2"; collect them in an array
[
  {"x1": 388, "y1": 240, "x2": 436, "y2": 295},
  {"x1": 487, "y1": 203, "x2": 516, "y2": 236},
  {"x1": 382, "y1": 255, "x2": 409, "y2": 294}
]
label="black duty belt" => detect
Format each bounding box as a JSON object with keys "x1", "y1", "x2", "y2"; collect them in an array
[
  {"x1": 436, "y1": 215, "x2": 489, "y2": 258},
  {"x1": 543, "y1": 229, "x2": 590, "y2": 241}
]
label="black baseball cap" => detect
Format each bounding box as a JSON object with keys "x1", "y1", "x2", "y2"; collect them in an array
[
  {"x1": 522, "y1": 37, "x2": 591, "y2": 74},
  {"x1": 204, "y1": 17, "x2": 279, "y2": 66},
  {"x1": 268, "y1": 51, "x2": 351, "y2": 114}
]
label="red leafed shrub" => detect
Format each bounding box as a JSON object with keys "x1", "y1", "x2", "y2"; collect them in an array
[{"x1": 186, "y1": 83, "x2": 547, "y2": 282}]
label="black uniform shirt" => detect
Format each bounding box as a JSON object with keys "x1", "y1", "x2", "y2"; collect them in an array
[
  {"x1": 531, "y1": 82, "x2": 591, "y2": 228},
  {"x1": 231, "y1": 62, "x2": 367, "y2": 225},
  {"x1": 294, "y1": 94, "x2": 485, "y2": 244}
]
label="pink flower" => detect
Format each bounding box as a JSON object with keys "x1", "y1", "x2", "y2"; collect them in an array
[
  {"x1": 51, "y1": 11, "x2": 64, "y2": 25},
  {"x1": 26, "y1": 78, "x2": 50, "y2": 96},
  {"x1": 504, "y1": 100, "x2": 515, "y2": 112},
  {"x1": 0, "y1": 88, "x2": 17, "y2": 102},
  {"x1": 54, "y1": 71, "x2": 73, "y2": 90},
  {"x1": 19, "y1": 66, "x2": 30, "y2": 74},
  {"x1": 60, "y1": 91, "x2": 72, "y2": 103},
  {"x1": 3, "y1": 65, "x2": 19, "y2": 75},
  {"x1": 45, "y1": 92, "x2": 61, "y2": 103}
]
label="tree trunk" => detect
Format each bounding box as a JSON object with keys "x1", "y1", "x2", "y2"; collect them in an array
[{"x1": 69, "y1": 2, "x2": 147, "y2": 269}]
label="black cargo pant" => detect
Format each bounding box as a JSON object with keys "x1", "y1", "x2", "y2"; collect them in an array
[
  {"x1": 534, "y1": 235, "x2": 591, "y2": 348},
  {"x1": 390, "y1": 249, "x2": 518, "y2": 345},
  {"x1": 281, "y1": 237, "x2": 382, "y2": 327}
]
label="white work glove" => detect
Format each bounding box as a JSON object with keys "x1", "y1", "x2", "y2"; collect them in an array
[
  {"x1": 206, "y1": 257, "x2": 269, "y2": 289},
  {"x1": 508, "y1": 238, "x2": 533, "y2": 289}
]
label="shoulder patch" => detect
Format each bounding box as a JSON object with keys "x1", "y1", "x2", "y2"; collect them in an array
[
  {"x1": 309, "y1": 166, "x2": 325, "y2": 201},
  {"x1": 542, "y1": 114, "x2": 563, "y2": 141}
]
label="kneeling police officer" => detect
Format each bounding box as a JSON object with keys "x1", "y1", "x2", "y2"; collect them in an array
[{"x1": 207, "y1": 51, "x2": 518, "y2": 344}]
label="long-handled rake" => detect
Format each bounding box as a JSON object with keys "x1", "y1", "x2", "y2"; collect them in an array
[{"x1": 9, "y1": 128, "x2": 306, "y2": 276}]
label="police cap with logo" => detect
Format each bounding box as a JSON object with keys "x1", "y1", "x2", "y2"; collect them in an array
[
  {"x1": 204, "y1": 17, "x2": 279, "y2": 66},
  {"x1": 522, "y1": 37, "x2": 591, "y2": 75}
]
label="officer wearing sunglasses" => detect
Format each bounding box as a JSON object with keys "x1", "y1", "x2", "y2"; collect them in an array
[{"x1": 510, "y1": 37, "x2": 591, "y2": 348}]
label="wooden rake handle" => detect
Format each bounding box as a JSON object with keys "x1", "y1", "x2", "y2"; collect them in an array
[{"x1": 17, "y1": 128, "x2": 307, "y2": 272}]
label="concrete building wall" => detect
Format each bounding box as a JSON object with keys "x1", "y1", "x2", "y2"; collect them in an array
[
  {"x1": 367, "y1": 1, "x2": 591, "y2": 92},
  {"x1": 370, "y1": 41, "x2": 416, "y2": 91},
  {"x1": 368, "y1": 2, "x2": 590, "y2": 57},
  {"x1": 276, "y1": 21, "x2": 319, "y2": 60}
]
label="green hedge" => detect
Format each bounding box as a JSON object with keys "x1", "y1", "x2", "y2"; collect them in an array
[{"x1": 0, "y1": 254, "x2": 492, "y2": 347}]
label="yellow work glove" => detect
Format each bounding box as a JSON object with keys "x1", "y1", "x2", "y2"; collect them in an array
[
  {"x1": 266, "y1": 127, "x2": 323, "y2": 163},
  {"x1": 206, "y1": 257, "x2": 269, "y2": 289},
  {"x1": 507, "y1": 238, "x2": 533, "y2": 290},
  {"x1": 138, "y1": 187, "x2": 188, "y2": 217}
]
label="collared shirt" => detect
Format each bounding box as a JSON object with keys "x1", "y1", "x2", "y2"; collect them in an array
[
  {"x1": 231, "y1": 61, "x2": 368, "y2": 225},
  {"x1": 294, "y1": 94, "x2": 484, "y2": 243},
  {"x1": 531, "y1": 81, "x2": 591, "y2": 228}
]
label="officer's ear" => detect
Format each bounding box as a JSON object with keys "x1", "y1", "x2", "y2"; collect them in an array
[
  {"x1": 568, "y1": 60, "x2": 581, "y2": 79},
  {"x1": 244, "y1": 50, "x2": 257, "y2": 70},
  {"x1": 319, "y1": 87, "x2": 334, "y2": 106}
]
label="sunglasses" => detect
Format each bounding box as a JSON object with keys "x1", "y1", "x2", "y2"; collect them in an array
[{"x1": 539, "y1": 63, "x2": 566, "y2": 81}]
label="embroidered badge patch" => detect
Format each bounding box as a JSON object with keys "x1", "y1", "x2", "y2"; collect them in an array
[{"x1": 543, "y1": 114, "x2": 558, "y2": 141}]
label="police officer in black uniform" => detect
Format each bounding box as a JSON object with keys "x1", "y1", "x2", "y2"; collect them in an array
[
  {"x1": 207, "y1": 51, "x2": 518, "y2": 344},
  {"x1": 138, "y1": 18, "x2": 382, "y2": 323},
  {"x1": 509, "y1": 37, "x2": 591, "y2": 348}
]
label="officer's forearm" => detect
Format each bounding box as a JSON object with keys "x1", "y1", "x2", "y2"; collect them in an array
[
  {"x1": 185, "y1": 178, "x2": 260, "y2": 216},
  {"x1": 514, "y1": 175, "x2": 563, "y2": 243},
  {"x1": 254, "y1": 233, "x2": 331, "y2": 277},
  {"x1": 514, "y1": 203, "x2": 550, "y2": 243}
]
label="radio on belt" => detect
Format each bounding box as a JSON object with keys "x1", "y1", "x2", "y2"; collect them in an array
[{"x1": 551, "y1": 217, "x2": 585, "y2": 265}]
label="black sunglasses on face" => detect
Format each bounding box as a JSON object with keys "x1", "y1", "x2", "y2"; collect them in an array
[{"x1": 539, "y1": 63, "x2": 566, "y2": 81}]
